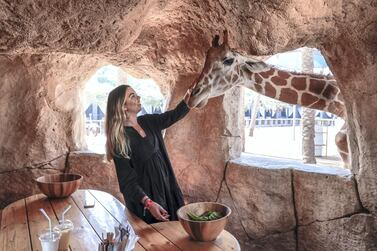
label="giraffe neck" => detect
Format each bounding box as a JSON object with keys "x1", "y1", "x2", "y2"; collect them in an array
[{"x1": 240, "y1": 66, "x2": 345, "y2": 118}]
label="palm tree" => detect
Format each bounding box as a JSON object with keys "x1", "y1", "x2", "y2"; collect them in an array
[
  {"x1": 301, "y1": 48, "x2": 316, "y2": 164},
  {"x1": 248, "y1": 94, "x2": 261, "y2": 137}
]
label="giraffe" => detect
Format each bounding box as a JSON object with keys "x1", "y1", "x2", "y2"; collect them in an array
[{"x1": 188, "y1": 30, "x2": 349, "y2": 167}]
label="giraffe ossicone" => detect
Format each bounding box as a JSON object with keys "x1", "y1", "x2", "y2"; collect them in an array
[{"x1": 188, "y1": 30, "x2": 349, "y2": 167}]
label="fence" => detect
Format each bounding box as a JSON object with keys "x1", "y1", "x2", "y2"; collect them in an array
[
  {"x1": 85, "y1": 119, "x2": 105, "y2": 136},
  {"x1": 244, "y1": 117, "x2": 338, "y2": 157},
  {"x1": 244, "y1": 118, "x2": 336, "y2": 128}
]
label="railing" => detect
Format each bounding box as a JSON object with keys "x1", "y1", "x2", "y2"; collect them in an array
[
  {"x1": 244, "y1": 117, "x2": 338, "y2": 157},
  {"x1": 85, "y1": 119, "x2": 105, "y2": 136},
  {"x1": 244, "y1": 118, "x2": 336, "y2": 128}
]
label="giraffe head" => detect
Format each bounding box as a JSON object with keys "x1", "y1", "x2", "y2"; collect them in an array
[{"x1": 188, "y1": 30, "x2": 269, "y2": 108}]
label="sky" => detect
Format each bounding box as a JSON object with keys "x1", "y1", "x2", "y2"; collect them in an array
[{"x1": 266, "y1": 47, "x2": 332, "y2": 75}]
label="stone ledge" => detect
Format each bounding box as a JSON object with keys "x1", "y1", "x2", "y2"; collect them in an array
[
  {"x1": 294, "y1": 168, "x2": 361, "y2": 225},
  {"x1": 230, "y1": 153, "x2": 361, "y2": 224},
  {"x1": 67, "y1": 151, "x2": 124, "y2": 204},
  {"x1": 231, "y1": 153, "x2": 351, "y2": 176},
  {"x1": 219, "y1": 153, "x2": 367, "y2": 250},
  {"x1": 226, "y1": 156, "x2": 296, "y2": 238},
  {"x1": 298, "y1": 213, "x2": 377, "y2": 251}
]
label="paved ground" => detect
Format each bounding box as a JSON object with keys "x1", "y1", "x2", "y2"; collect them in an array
[{"x1": 244, "y1": 119, "x2": 343, "y2": 167}]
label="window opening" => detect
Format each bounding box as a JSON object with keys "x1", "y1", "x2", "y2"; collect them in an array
[
  {"x1": 83, "y1": 65, "x2": 166, "y2": 153},
  {"x1": 243, "y1": 48, "x2": 342, "y2": 167}
]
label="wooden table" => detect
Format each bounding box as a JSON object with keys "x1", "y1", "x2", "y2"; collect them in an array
[{"x1": 0, "y1": 189, "x2": 240, "y2": 251}]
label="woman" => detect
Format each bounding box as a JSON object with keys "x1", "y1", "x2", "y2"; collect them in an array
[{"x1": 105, "y1": 84, "x2": 193, "y2": 223}]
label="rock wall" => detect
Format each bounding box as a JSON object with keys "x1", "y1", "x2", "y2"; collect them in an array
[
  {"x1": 66, "y1": 151, "x2": 124, "y2": 203},
  {"x1": 0, "y1": 53, "x2": 101, "y2": 207},
  {"x1": 218, "y1": 155, "x2": 377, "y2": 251}
]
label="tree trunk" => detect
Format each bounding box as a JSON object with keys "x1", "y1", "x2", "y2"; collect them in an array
[
  {"x1": 301, "y1": 48, "x2": 316, "y2": 164},
  {"x1": 249, "y1": 94, "x2": 261, "y2": 137},
  {"x1": 302, "y1": 108, "x2": 316, "y2": 163}
]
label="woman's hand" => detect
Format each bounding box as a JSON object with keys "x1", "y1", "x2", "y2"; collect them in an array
[
  {"x1": 148, "y1": 202, "x2": 170, "y2": 221},
  {"x1": 183, "y1": 80, "x2": 198, "y2": 105}
]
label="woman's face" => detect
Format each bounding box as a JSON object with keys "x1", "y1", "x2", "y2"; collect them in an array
[{"x1": 124, "y1": 87, "x2": 141, "y2": 114}]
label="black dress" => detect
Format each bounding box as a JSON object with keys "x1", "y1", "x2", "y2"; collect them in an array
[{"x1": 113, "y1": 101, "x2": 189, "y2": 224}]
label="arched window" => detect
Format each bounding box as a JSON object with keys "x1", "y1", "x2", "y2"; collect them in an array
[{"x1": 83, "y1": 65, "x2": 166, "y2": 153}]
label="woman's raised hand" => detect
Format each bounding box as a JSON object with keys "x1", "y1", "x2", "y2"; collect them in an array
[
  {"x1": 183, "y1": 80, "x2": 198, "y2": 105},
  {"x1": 148, "y1": 202, "x2": 170, "y2": 221}
]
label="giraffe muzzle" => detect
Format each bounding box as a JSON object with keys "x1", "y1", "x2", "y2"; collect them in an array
[{"x1": 191, "y1": 87, "x2": 200, "y2": 97}]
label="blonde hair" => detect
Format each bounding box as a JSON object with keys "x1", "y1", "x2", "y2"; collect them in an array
[{"x1": 105, "y1": 85, "x2": 131, "y2": 161}]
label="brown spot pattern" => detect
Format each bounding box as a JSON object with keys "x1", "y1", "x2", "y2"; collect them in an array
[
  {"x1": 301, "y1": 93, "x2": 319, "y2": 106},
  {"x1": 291, "y1": 77, "x2": 307, "y2": 90},
  {"x1": 280, "y1": 88, "x2": 298, "y2": 104},
  {"x1": 264, "y1": 82, "x2": 276, "y2": 97},
  {"x1": 231, "y1": 74, "x2": 238, "y2": 83},
  {"x1": 278, "y1": 71, "x2": 290, "y2": 79},
  {"x1": 226, "y1": 75, "x2": 232, "y2": 83},
  {"x1": 310, "y1": 74, "x2": 326, "y2": 79},
  {"x1": 310, "y1": 99, "x2": 326, "y2": 110},
  {"x1": 322, "y1": 84, "x2": 338, "y2": 99},
  {"x1": 271, "y1": 76, "x2": 287, "y2": 86},
  {"x1": 254, "y1": 73, "x2": 263, "y2": 83},
  {"x1": 328, "y1": 101, "x2": 345, "y2": 117},
  {"x1": 254, "y1": 84, "x2": 262, "y2": 93},
  {"x1": 309, "y1": 79, "x2": 326, "y2": 95},
  {"x1": 259, "y1": 69, "x2": 275, "y2": 79}
]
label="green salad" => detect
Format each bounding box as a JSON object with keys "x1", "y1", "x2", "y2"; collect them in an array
[{"x1": 187, "y1": 211, "x2": 223, "y2": 221}]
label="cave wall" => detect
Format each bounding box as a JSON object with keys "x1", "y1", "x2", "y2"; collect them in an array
[{"x1": 0, "y1": 53, "x2": 102, "y2": 207}]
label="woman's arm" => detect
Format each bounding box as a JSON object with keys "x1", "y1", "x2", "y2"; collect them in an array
[
  {"x1": 145, "y1": 100, "x2": 190, "y2": 131},
  {"x1": 113, "y1": 156, "x2": 146, "y2": 204},
  {"x1": 143, "y1": 83, "x2": 195, "y2": 131}
]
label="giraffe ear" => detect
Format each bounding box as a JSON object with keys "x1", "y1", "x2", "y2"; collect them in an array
[
  {"x1": 242, "y1": 61, "x2": 254, "y2": 73},
  {"x1": 242, "y1": 61, "x2": 268, "y2": 72},
  {"x1": 212, "y1": 35, "x2": 220, "y2": 47}
]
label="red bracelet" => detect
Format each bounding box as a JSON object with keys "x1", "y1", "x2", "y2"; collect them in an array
[
  {"x1": 145, "y1": 199, "x2": 153, "y2": 209},
  {"x1": 143, "y1": 199, "x2": 153, "y2": 217}
]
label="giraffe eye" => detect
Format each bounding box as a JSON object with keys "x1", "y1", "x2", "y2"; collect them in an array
[{"x1": 223, "y1": 58, "x2": 234, "y2": 66}]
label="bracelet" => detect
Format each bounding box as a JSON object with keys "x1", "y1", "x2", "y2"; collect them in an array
[
  {"x1": 143, "y1": 199, "x2": 153, "y2": 217},
  {"x1": 145, "y1": 199, "x2": 153, "y2": 209}
]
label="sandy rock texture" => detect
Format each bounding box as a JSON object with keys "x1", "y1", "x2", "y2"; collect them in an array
[
  {"x1": 298, "y1": 214, "x2": 377, "y2": 251},
  {"x1": 216, "y1": 155, "x2": 375, "y2": 250},
  {"x1": 294, "y1": 168, "x2": 362, "y2": 225},
  {"x1": 0, "y1": 53, "x2": 102, "y2": 206},
  {"x1": 1, "y1": 0, "x2": 377, "y2": 249},
  {"x1": 66, "y1": 151, "x2": 123, "y2": 203}
]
